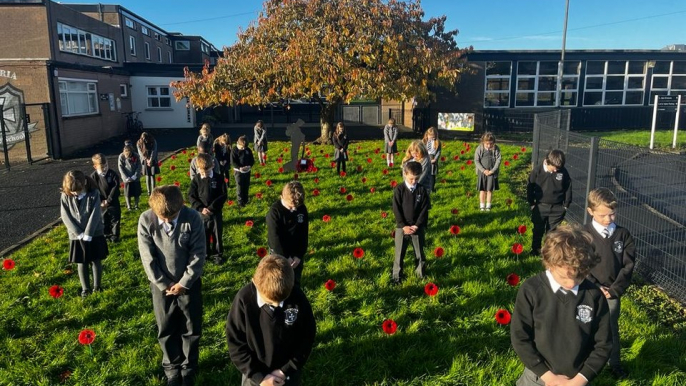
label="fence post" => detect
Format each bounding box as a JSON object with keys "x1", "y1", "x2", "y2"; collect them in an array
[
  {"x1": 1, "y1": 104, "x2": 10, "y2": 171},
  {"x1": 563, "y1": 110, "x2": 570, "y2": 154},
  {"x1": 20, "y1": 103, "x2": 33, "y2": 164},
  {"x1": 532, "y1": 114, "x2": 540, "y2": 168},
  {"x1": 583, "y1": 136, "x2": 599, "y2": 225}
]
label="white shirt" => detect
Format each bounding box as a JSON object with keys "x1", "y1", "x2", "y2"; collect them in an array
[
  {"x1": 158, "y1": 216, "x2": 179, "y2": 235},
  {"x1": 405, "y1": 181, "x2": 416, "y2": 192},
  {"x1": 591, "y1": 220, "x2": 615, "y2": 238},
  {"x1": 256, "y1": 287, "x2": 284, "y2": 309},
  {"x1": 546, "y1": 269, "x2": 579, "y2": 296},
  {"x1": 201, "y1": 170, "x2": 214, "y2": 179}
]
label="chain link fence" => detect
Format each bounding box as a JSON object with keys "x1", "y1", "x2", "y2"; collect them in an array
[{"x1": 533, "y1": 110, "x2": 686, "y2": 303}]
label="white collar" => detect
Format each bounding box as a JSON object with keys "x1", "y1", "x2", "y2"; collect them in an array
[
  {"x1": 546, "y1": 269, "x2": 579, "y2": 296},
  {"x1": 157, "y1": 215, "x2": 179, "y2": 231},
  {"x1": 201, "y1": 170, "x2": 214, "y2": 179},
  {"x1": 591, "y1": 220, "x2": 615, "y2": 237},
  {"x1": 405, "y1": 181, "x2": 416, "y2": 191},
  {"x1": 76, "y1": 192, "x2": 87, "y2": 200},
  {"x1": 256, "y1": 286, "x2": 284, "y2": 308}
]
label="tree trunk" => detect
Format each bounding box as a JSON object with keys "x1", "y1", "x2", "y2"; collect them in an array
[{"x1": 316, "y1": 101, "x2": 336, "y2": 144}]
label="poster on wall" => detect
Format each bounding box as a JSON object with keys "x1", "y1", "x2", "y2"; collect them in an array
[{"x1": 437, "y1": 112, "x2": 475, "y2": 131}]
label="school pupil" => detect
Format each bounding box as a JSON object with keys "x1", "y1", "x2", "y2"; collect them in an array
[
  {"x1": 197, "y1": 123, "x2": 214, "y2": 155},
  {"x1": 266, "y1": 181, "x2": 309, "y2": 287},
  {"x1": 137, "y1": 185, "x2": 206, "y2": 386},
  {"x1": 90, "y1": 154, "x2": 121, "y2": 243},
  {"x1": 231, "y1": 135, "x2": 255, "y2": 207},
  {"x1": 118, "y1": 144, "x2": 142, "y2": 210},
  {"x1": 60, "y1": 170, "x2": 109, "y2": 298},
  {"x1": 585, "y1": 188, "x2": 635, "y2": 379},
  {"x1": 383, "y1": 118, "x2": 398, "y2": 167},
  {"x1": 526, "y1": 149, "x2": 572, "y2": 256},
  {"x1": 226, "y1": 255, "x2": 316, "y2": 386},
  {"x1": 474, "y1": 132, "x2": 502, "y2": 211},
  {"x1": 511, "y1": 224, "x2": 611, "y2": 386},
  {"x1": 189, "y1": 142, "x2": 220, "y2": 180},
  {"x1": 189, "y1": 153, "x2": 228, "y2": 265},
  {"x1": 214, "y1": 133, "x2": 232, "y2": 185},
  {"x1": 254, "y1": 120, "x2": 268, "y2": 166},
  {"x1": 332, "y1": 122, "x2": 349, "y2": 174},
  {"x1": 137, "y1": 132, "x2": 159, "y2": 196},
  {"x1": 422, "y1": 127, "x2": 442, "y2": 192},
  {"x1": 401, "y1": 140, "x2": 431, "y2": 194},
  {"x1": 392, "y1": 161, "x2": 430, "y2": 284}
]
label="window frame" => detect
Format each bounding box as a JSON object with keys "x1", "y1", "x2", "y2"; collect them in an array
[
  {"x1": 129, "y1": 35, "x2": 136, "y2": 56},
  {"x1": 144, "y1": 42, "x2": 151, "y2": 60},
  {"x1": 583, "y1": 60, "x2": 646, "y2": 106},
  {"x1": 146, "y1": 86, "x2": 172, "y2": 109},
  {"x1": 515, "y1": 61, "x2": 580, "y2": 108},
  {"x1": 483, "y1": 61, "x2": 511, "y2": 109},
  {"x1": 125, "y1": 18, "x2": 135, "y2": 30},
  {"x1": 174, "y1": 40, "x2": 191, "y2": 51},
  {"x1": 57, "y1": 22, "x2": 116, "y2": 62},
  {"x1": 650, "y1": 61, "x2": 686, "y2": 103},
  {"x1": 58, "y1": 78, "x2": 99, "y2": 117}
]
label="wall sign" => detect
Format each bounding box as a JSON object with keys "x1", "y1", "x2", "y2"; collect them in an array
[
  {"x1": 0, "y1": 83, "x2": 38, "y2": 151},
  {"x1": 0, "y1": 69, "x2": 18, "y2": 80}
]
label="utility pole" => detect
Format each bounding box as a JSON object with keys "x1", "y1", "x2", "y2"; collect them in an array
[{"x1": 556, "y1": 0, "x2": 570, "y2": 108}]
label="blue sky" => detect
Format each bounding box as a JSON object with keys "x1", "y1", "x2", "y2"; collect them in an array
[{"x1": 73, "y1": 0, "x2": 685, "y2": 51}]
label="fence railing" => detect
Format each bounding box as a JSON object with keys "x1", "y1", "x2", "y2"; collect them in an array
[{"x1": 533, "y1": 110, "x2": 686, "y2": 303}]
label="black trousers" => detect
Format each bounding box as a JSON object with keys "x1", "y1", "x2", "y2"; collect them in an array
[
  {"x1": 531, "y1": 203, "x2": 566, "y2": 253},
  {"x1": 241, "y1": 370, "x2": 302, "y2": 386},
  {"x1": 151, "y1": 279, "x2": 203, "y2": 380},
  {"x1": 204, "y1": 214, "x2": 223, "y2": 255},
  {"x1": 393, "y1": 227, "x2": 426, "y2": 281},
  {"x1": 234, "y1": 171, "x2": 251, "y2": 206},
  {"x1": 103, "y1": 205, "x2": 121, "y2": 240}
]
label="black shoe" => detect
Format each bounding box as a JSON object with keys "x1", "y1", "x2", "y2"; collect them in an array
[
  {"x1": 610, "y1": 366, "x2": 628, "y2": 379},
  {"x1": 181, "y1": 374, "x2": 196, "y2": 386},
  {"x1": 166, "y1": 376, "x2": 182, "y2": 386},
  {"x1": 212, "y1": 255, "x2": 224, "y2": 264},
  {"x1": 110, "y1": 237, "x2": 120, "y2": 243},
  {"x1": 92, "y1": 287, "x2": 102, "y2": 293},
  {"x1": 81, "y1": 289, "x2": 91, "y2": 299}
]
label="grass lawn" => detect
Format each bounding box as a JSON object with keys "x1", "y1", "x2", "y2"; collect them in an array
[
  {"x1": 583, "y1": 129, "x2": 686, "y2": 152},
  {"x1": 1, "y1": 140, "x2": 685, "y2": 386}
]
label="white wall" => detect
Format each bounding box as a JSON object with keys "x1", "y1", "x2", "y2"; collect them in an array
[{"x1": 129, "y1": 76, "x2": 195, "y2": 129}]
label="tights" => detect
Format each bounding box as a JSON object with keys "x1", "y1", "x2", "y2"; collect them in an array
[
  {"x1": 145, "y1": 175, "x2": 156, "y2": 196},
  {"x1": 77, "y1": 260, "x2": 103, "y2": 291},
  {"x1": 124, "y1": 196, "x2": 140, "y2": 209}
]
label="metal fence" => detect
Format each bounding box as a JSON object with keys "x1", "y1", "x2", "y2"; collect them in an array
[{"x1": 533, "y1": 110, "x2": 686, "y2": 303}]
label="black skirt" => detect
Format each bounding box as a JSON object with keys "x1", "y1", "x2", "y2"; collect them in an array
[
  {"x1": 69, "y1": 236, "x2": 109, "y2": 264},
  {"x1": 124, "y1": 180, "x2": 142, "y2": 198}
]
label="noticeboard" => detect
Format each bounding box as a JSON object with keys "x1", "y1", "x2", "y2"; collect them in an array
[{"x1": 657, "y1": 95, "x2": 679, "y2": 112}]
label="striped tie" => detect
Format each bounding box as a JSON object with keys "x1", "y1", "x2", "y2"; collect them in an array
[{"x1": 602, "y1": 228, "x2": 609, "y2": 238}]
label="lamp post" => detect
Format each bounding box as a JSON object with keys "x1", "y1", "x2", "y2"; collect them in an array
[{"x1": 555, "y1": 0, "x2": 571, "y2": 109}]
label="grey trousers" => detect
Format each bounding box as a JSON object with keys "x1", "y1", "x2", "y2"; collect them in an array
[
  {"x1": 607, "y1": 297, "x2": 622, "y2": 367},
  {"x1": 241, "y1": 371, "x2": 302, "y2": 386},
  {"x1": 151, "y1": 279, "x2": 203, "y2": 379},
  {"x1": 392, "y1": 227, "x2": 426, "y2": 281},
  {"x1": 516, "y1": 368, "x2": 545, "y2": 386}
]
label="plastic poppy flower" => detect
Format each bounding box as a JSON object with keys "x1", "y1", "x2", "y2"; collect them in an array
[
  {"x1": 389, "y1": 163, "x2": 394, "y2": 167},
  {"x1": 512, "y1": 243, "x2": 524, "y2": 255},
  {"x1": 322, "y1": 215, "x2": 331, "y2": 222},
  {"x1": 245, "y1": 220, "x2": 254, "y2": 227},
  {"x1": 374, "y1": 148, "x2": 380, "y2": 154},
  {"x1": 78, "y1": 329, "x2": 96, "y2": 345},
  {"x1": 277, "y1": 158, "x2": 283, "y2": 164},
  {"x1": 460, "y1": 166, "x2": 465, "y2": 170},
  {"x1": 227, "y1": 200, "x2": 234, "y2": 206},
  {"x1": 367, "y1": 158, "x2": 373, "y2": 163},
  {"x1": 391, "y1": 229, "x2": 396, "y2": 238},
  {"x1": 340, "y1": 171, "x2": 347, "y2": 177},
  {"x1": 266, "y1": 180, "x2": 273, "y2": 187},
  {"x1": 513, "y1": 154, "x2": 519, "y2": 160},
  {"x1": 312, "y1": 189, "x2": 320, "y2": 196},
  {"x1": 466, "y1": 160, "x2": 473, "y2": 165},
  {"x1": 381, "y1": 212, "x2": 388, "y2": 218},
  {"x1": 382, "y1": 169, "x2": 389, "y2": 175},
  {"x1": 521, "y1": 147, "x2": 527, "y2": 152},
  {"x1": 361, "y1": 177, "x2": 367, "y2": 183},
  {"x1": 324, "y1": 153, "x2": 329, "y2": 158},
  {"x1": 190, "y1": 152, "x2": 195, "y2": 156},
  {"x1": 182, "y1": 150, "x2": 187, "y2": 154},
  {"x1": 170, "y1": 165, "x2": 176, "y2": 171},
  {"x1": 441, "y1": 156, "x2": 446, "y2": 162},
  {"x1": 451, "y1": 208, "x2": 459, "y2": 215},
  {"x1": 370, "y1": 187, "x2": 376, "y2": 193},
  {"x1": 453, "y1": 155, "x2": 460, "y2": 161},
  {"x1": 254, "y1": 172, "x2": 261, "y2": 178},
  {"x1": 339, "y1": 187, "x2": 347, "y2": 194},
  {"x1": 346, "y1": 194, "x2": 354, "y2": 202},
  {"x1": 158, "y1": 161, "x2": 163, "y2": 167},
  {"x1": 174, "y1": 181, "x2": 180, "y2": 187},
  {"x1": 382, "y1": 154, "x2": 387, "y2": 159},
  {"x1": 517, "y1": 225, "x2": 527, "y2": 235},
  {"x1": 293, "y1": 173, "x2": 299, "y2": 180},
  {"x1": 449, "y1": 225, "x2": 460, "y2": 235},
  {"x1": 504, "y1": 161, "x2": 510, "y2": 167},
  {"x1": 495, "y1": 309, "x2": 512, "y2": 325},
  {"x1": 187, "y1": 158, "x2": 192, "y2": 163},
  {"x1": 433, "y1": 247, "x2": 445, "y2": 258},
  {"x1": 156, "y1": 176, "x2": 162, "y2": 182},
  {"x1": 390, "y1": 181, "x2": 398, "y2": 188},
  {"x1": 506, "y1": 273, "x2": 520, "y2": 286},
  {"x1": 424, "y1": 282, "x2": 439, "y2": 296},
  {"x1": 441, "y1": 179, "x2": 447, "y2": 184},
  {"x1": 324, "y1": 279, "x2": 336, "y2": 291},
  {"x1": 314, "y1": 177, "x2": 320, "y2": 183},
  {"x1": 382, "y1": 319, "x2": 397, "y2": 335},
  {"x1": 171, "y1": 155, "x2": 177, "y2": 160},
  {"x1": 49, "y1": 285, "x2": 64, "y2": 299},
  {"x1": 256, "y1": 247, "x2": 268, "y2": 258},
  {"x1": 356, "y1": 165, "x2": 363, "y2": 172},
  {"x1": 353, "y1": 248, "x2": 365, "y2": 258},
  {"x1": 505, "y1": 198, "x2": 513, "y2": 207},
  {"x1": 255, "y1": 192, "x2": 263, "y2": 199},
  {"x1": 330, "y1": 162, "x2": 336, "y2": 168},
  {"x1": 278, "y1": 167, "x2": 284, "y2": 173}
]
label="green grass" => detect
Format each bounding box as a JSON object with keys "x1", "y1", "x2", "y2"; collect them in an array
[
  {"x1": 581, "y1": 129, "x2": 686, "y2": 152},
  {"x1": 1, "y1": 140, "x2": 685, "y2": 385}
]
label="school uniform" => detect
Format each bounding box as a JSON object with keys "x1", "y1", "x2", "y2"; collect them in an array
[
  {"x1": 254, "y1": 126, "x2": 268, "y2": 152},
  {"x1": 91, "y1": 168, "x2": 121, "y2": 242},
  {"x1": 383, "y1": 124, "x2": 398, "y2": 154},
  {"x1": 392, "y1": 181, "x2": 430, "y2": 282},
  {"x1": 231, "y1": 146, "x2": 255, "y2": 206},
  {"x1": 511, "y1": 271, "x2": 612, "y2": 385},
  {"x1": 189, "y1": 155, "x2": 221, "y2": 180},
  {"x1": 402, "y1": 158, "x2": 432, "y2": 195},
  {"x1": 474, "y1": 144, "x2": 502, "y2": 192},
  {"x1": 226, "y1": 282, "x2": 316, "y2": 386},
  {"x1": 138, "y1": 207, "x2": 206, "y2": 384},
  {"x1": 214, "y1": 143, "x2": 231, "y2": 183},
  {"x1": 332, "y1": 133, "x2": 348, "y2": 173},
  {"x1": 266, "y1": 201, "x2": 309, "y2": 286},
  {"x1": 189, "y1": 170, "x2": 227, "y2": 257},
  {"x1": 118, "y1": 153, "x2": 142, "y2": 203},
  {"x1": 197, "y1": 134, "x2": 214, "y2": 154},
  {"x1": 526, "y1": 162, "x2": 572, "y2": 254},
  {"x1": 586, "y1": 221, "x2": 636, "y2": 369},
  {"x1": 138, "y1": 139, "x2": 159, "y2": 196},
  {"x1": 425, "y1": 139, "x2": 442, "y2": 191}
]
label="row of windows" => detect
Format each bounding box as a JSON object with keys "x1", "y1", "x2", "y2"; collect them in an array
[
  {"x1": 129, "y1": 36, "x2": 173, "y2": 63},
  {"x1": 124, "y1": 17, "x2": 171, "y2": 46},
  {"x1": 57, "y1": 23, "x2": 116, "y2": 62},
  {"x1": 484, "y1": 60, "x2": 686, "y2": 108}
]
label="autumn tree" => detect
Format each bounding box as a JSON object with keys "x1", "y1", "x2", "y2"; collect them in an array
[{"x1": 173, "y1": 0, "x2": 471, "y2": 143}]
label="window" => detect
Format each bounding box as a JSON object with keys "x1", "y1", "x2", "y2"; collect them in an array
[
  {"x1": 145, "y1": 42, "x2": 151, "y2": 60},
  {"x1": 165, "y1": 37, "x2": 171, "y2": 46},
  {"x1": 154, "y1": 32, "x2": 160, "y2": 41},
  {"x1": 650, "y1": 61, "x2": 686, "y2": 102},
  {"x1": 141, "y1": 26, "x2": 149, "y2": 36},
  {"x1": 120, "y1": 84, "x2": 128, "y2": 98},
  {"x1": 157, "y1": 47, "x2": 162, "y2": 62},
  {"x1": 583, "y1": 60, "x2": 646, "y2": 106},
  {"x1": 147, "y1": 86, "x2": 171, "y2": 108},
  {"x1": 168, "y1": 51, "x2": 172, "y2": 63},
  {"x1": 125, "y1": 18, "x2": 135, "y2": 29},
  {"x1": 484, "y1": 61, "x2": 511, "y2": 108},
  {"x1": 57, "y1": 23, "x2": 115, "y2": 62},
  {"x1": 129, "y1": 36, "x2": 136, "y2": 56},
  {"x1": 58, "y1": 79, "x2": 99, "y2": 117},
  {"x1": 175, "y1": 40, "x2": 190, "y2": 51},
  {"x1": 201, "y1": 42, "x2": 210, "y2": 54},
  {"x1": 514, "y1": 61, "x2": 580, "y2": 107}
]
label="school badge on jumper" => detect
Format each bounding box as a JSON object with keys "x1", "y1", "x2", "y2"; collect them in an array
[
  {"x1": 284, "y1": 307, "x2": 299, "y2": 325},
  {"x1": 576, "y1": 305, "x2": 593, "y2": 324},
  {"x1": 555, "y1": 173, "x2": 563, "y2": 181},
  {"x1": 613, "y1": 241, "x2": 624, "y2": 254},
  {"x1": 297, "y1": 214, "x2": 304, "y2": 223}
]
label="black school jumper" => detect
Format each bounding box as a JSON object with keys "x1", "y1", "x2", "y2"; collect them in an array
[
  {"x1": 189, "y1": 172, "x2": 227, "y2": 256},
  {"x1": 227, "y1": 282, "x2": 316, "y2": 386},
  {"x1": 392, "y1": 183, "x2": 430, "y2": 282},
  {"x1": 91, "y1": 169, "x2": 121, "y2": 241},
  {"x1": 231, "y1": 146, "x2": 255, "y2": 206},
  {"x1": 266, "y1": 201, "x2": 309, "y2": 285},
  {"x1": 511, "y1": 272, "x2": 611, "y2": 383},
  {"x1": 526, "y1": 163, "x2": 572, "y2": 253}
]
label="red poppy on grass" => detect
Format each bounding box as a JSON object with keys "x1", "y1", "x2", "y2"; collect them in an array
[
  {"x1": 170, "y1": 165, "x2": 176, "y2": 171},
  {"x1": 517, "y1": 225, "x2": 527, "y2": 235},
  {"x1": 381, "y1": 212, "x2": 388, "y2": 218},
  {"x1": 322, "y1": 215, "x2": 331, "y2": 222},
  {"x1": 312, "y1": 189, "x2": 320, "y2": 196},
  {"x1": 512, "y1": 243, "x2": 524, "y2": 255},
  {"x1": 453, "y1": 155, "x2": 460, "y2": 161},
  {"x1": 382, "y1": 154, "x2": 387, "y2": 159},
  {"x1": 513, "y1": 154, "x2": 519, "y2": 160},
  {"x1": 390, "y1": 181, "x2": 398, "y2": 188},
  {"x1": 49, "y1": 285, "x2": 64, "y2": 299},
  {"x1": 505, "y1": 198, "x2": 513, "y2": 207},
  {"x1": 353, "y1": 248, "x2": 365, "y2": 258},
  {"x1": 156, "y1": 176, "x2": 162, "y2": 182},
  {"x1": 441, "y1": 179, "x2": 447, "y2": 184},
  {"x1": 460, "y1": 150, "x2": 465, "y2": 155},
  {"x1": 266, "y1": 180, "x2": 273, "y2": 187},
  {"x1": 339, "y1": 187, "x2": 347, "y2": 194},
  {"x1": 451, "y1": 208, "x2": 459, "y2": 215},
  {"x1": 256, "y1": 192, "x2": 263, "y2": 199},
  {"x1": 495, "y1": 309, "x2": 512, "y2": 325},
  {"x1": 391, "y1": 229, "x2": 396, "y2": 238},
  {"x1": 314, "y1": 177, "x2": 320, "y2": 183},
  {"x1": 330, "y1": 162, "x2": 336, "y2": 168},
  {"x1": 361, "y1": 177, "x2": 367, "y2": 183},
  {"x1": 460, "y1": 166, "x2": 465, "y2": 170},
  {"x1": 346, "y1": 194, "x2": 354, "y2": 202},
  {"x1": 449, "y1": 225, "x2": 460, "y2": 235},
  {"x1": 441, "y1": 156, "x2": 446, "y2": 162},
  {"x1": 277, "y1": 158, "x2": 283, "y2": 164},
  {"x1": 187, "y1": 158, "x2": 192, "y2": 163},
  {"x1": 284, "y1": 147, "x2": 289, "y2": 152},
  {"x1": 324, "y1": 279, "x2": 336, "y2": 291},
  {"x1": 174, "y1": 181, "x2": 180, "y2": 187},
  {"x1": 340, "y1": 171, "x2": 347, "y2": 177},
  {"x1": 356, "y1": 165, "x2": 362, "y2": 172},
  {"x1": 389, "y1": 162, "x2": 394, "y2": 167},
  {"x1": 324, "y1": 153, "x2": 330, "y2": 158},
  {"x1": 158, "y1": 161, "x2": 163, "y2": 167},
  {"x1": 245, "y1": 220, "x2": 254, "y2": 227},
  {"x1": 256, "y1": 247, "x2": 268, "y2": 258},
  {"x1": 374, "y1": 148, "x2": 380, "y2": 154},
  {"x1": 424, "y1": 282, "x2": 439, "y2": 296},
  {"x1": 367, "y1": 158, "x2": 373, "y2": 163},
  {"x1": 466, "y1": 160, "x2": 473, "y2": 165},
  {"x1": 78, "y1": 329, "x2": 96, "y2": 345},
  {"x1": 190, "y1": 152, "x2": 195, "y2": 156},
  {"x1": 504, "y1": 161, "x2": 510, "y2": 167},
  {"x1": 120, "y1": 183, "x2": 125, "y2": 189},
  {"x1": 293, "y1": 173, "x2": 299, "y2": 180},
  {"x1": 382, "y1": 319, "x2": 397, "y2": 335},
  {"x1": 370, "y1": 187, "x2": 376, "y2": 193},
  {"x1": 434, "y1": 247, "x2": 445, "y2": 258},
  {"x1": 506, "y1": 273, "x2": 520, "y2": 286},
  {"x1": 382, "y1": 169, "x2": 389, "y2": 175},
  {"x1": 187, "y1": 172, "x2": 190, "y2": 176},
  {"x1": 521, "y1": 147, "x2": 527, "y2": 152},
  {"x1": 278, "y1": 167, "x2": 284, "y2": 173},
  {"x1": 255, "y1": 172, "x2": 261, "y2": 178},
  {"x1": 182, "y1": 150, "x2": 187, "y2": 154},
  {"x1": 171, "y1": 155, "x2": 177, "y2": 160},
  {"x1": 227, "y1": 200, "x2": 234, "y2": 206},
  {"x1": 59, "y1": 370, "x2": 72, "y2": 382}
]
